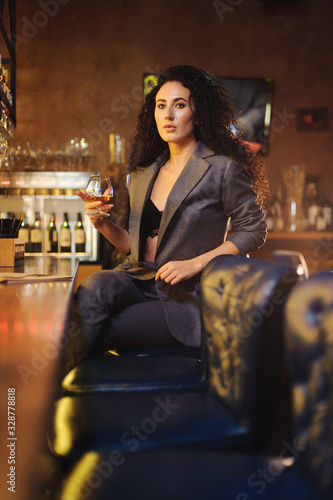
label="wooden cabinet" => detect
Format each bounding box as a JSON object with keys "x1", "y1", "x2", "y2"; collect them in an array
[{"x1": 250, "y1": 231, "x2": 333, "y2": 273}]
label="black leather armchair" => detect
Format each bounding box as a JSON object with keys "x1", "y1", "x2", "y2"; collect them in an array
[
  {"x1": 48, "y1": 255, "x2": 298, "y2": 461},
  {"x1": 50, "y1": 271, "x2": 333, "y2": 500},
  {"x1": 284, "y1": 271, "x2": 333, "y2": 496}
]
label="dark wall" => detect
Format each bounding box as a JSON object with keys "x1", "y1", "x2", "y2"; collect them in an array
[{"x1": 10, "y1": 0, "x2": 333, "y2": 194}]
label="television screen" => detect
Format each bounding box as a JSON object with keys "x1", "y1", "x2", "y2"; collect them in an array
[
  {"x1": 143, "y1": 74, "x2": 273, "y2": 155},
  {"x1": 218, "y1": 77, "x2": 273, "y2": 154}
]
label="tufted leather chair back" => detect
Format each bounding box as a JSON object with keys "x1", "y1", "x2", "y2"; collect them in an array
[
  {"x1": 285, "y1": 271, "x2": 333, "y2": 497},
  {"x1": 200, "y1": 255, "x2": 298, "y2": 440}
]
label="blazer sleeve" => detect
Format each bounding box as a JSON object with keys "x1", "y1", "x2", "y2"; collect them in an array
[{"x1": 222, "y1": 159, "x2": 267, "y2": 254}]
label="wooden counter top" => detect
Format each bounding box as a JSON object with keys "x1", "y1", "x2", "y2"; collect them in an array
[
  {"x1": 251, "y1": 231, "x2": 333, "y2": 272},
  {"x1": 263, "y1": 231, "x2": 333, "y2": 240},
  {"x1": 0, "y1": 256, "x2": 78, "y2": 500}
]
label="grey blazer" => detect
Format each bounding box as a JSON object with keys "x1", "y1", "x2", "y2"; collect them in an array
[{"x1": 115, "y1": 141, "x2": 267, "y2": 346}]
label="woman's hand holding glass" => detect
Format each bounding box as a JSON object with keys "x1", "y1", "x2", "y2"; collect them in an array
[{"x1": 77, "y1": 174, "x2": 114, "y2": 228}]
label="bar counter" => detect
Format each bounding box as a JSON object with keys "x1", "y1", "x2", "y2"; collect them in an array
[
  {"x1": 251, "y1": 231, "x2": 333, "y2": 272},
  {"x1": 0, "y1": 256, "x2": 78, "y2": 500}
]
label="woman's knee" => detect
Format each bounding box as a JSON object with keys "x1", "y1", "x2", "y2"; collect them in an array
[
  {"x1": 77, "y1": 270, "x2": 139, "y2": 310},
  {"x1": 77, "y1": 271, "x2": 115, "y2": 308},
  {"x1": 79, "y1": 270, "x2": 113, "y2": 291}
]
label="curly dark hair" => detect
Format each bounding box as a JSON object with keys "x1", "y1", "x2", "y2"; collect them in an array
[{"x1": 129, "y1": 64, "x2": 271, "y2": 206}]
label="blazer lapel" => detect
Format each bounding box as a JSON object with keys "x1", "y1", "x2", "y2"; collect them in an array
[
  {"x1": 156, "y1": 142, "x2": 214, "y2": 251},
  {"x1": 129, "y1": 161, "x2": 160, "y2": 259}
]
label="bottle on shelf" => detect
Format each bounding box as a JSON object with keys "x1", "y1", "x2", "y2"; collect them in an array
[
  {"x1": 30, "y1": 212, "x2": 42, "y2": 253},
  {"x1": 18, "y1": 212, "x2": 31, "y2": 252},
  {"x1": 321, "y1": 194, "x2": 333, "y2": 231},
  {"x1": 47, "y1": 213, "x2": 58, "y2": 253},
  {"x1": 283, "y1": 164, "x2": 306, "y2": 232},
  {"x1": 74, "y1": 212, "x2": 86, "y2": 253},
  {"x1": 307, "y1": 197, "x2": 322, "y2": 231},
  {"x1": 263, "y1": 206, "x2": 275, "y2": 232},
  {"x1": 272, "y1": 184, "x2": 285, "y2": 232},
  {"x1": 315, "y1": 208, "x2": 327, "y2": 232},
  {"x1": 60, "y1": 212, "x2": 72, "y2": 253}
]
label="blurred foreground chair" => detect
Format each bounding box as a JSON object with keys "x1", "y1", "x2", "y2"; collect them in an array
[
  {"x1": 51, "y1": 271, "x2": 333, "y2": 500},
  {"x1": 48, "y1": 255, "x2": 298, "y2": 461}
]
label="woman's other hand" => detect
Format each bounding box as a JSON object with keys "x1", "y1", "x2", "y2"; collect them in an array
[{"x1": 155, "y1": 259, "x2": 203, "y2": 285}]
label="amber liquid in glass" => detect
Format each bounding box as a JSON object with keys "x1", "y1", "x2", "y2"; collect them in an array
[{"x1": 87, "y1": 195, "x2": 113, "y2": 203}]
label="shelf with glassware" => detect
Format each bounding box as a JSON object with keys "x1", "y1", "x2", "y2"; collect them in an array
[
  {"x1": 0, "y1": 83, "x2": 15, "y2": 139},
  {"x1": 253, "y1": 165, "x2": 333, "y2": 271},
  {"x1": 0, "y1": 0, "x2": 16, "y2": 142},
  {"x1": 0, "y1": 171, "x2": 99, "y2": 260}
]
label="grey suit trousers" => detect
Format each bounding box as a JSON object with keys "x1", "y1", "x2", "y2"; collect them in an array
[{"x1": 60, "y1": 270, "x2": 180, "y2": 376}]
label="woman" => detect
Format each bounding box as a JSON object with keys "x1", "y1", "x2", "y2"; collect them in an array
[{"x1": 75, "y1": 64, "x2": 268, "y2": 360}]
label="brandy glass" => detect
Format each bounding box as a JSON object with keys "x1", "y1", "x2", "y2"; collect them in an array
[{"x1": 85, "y1": 174, "x2": 114, "y2": 218}]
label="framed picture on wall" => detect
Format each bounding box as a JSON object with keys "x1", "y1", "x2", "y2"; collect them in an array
[
  {"x1": 296, "y1": 107, "x2": 329, "y2": 132},
  {"x1": 218, "y1": 76, "x2": 273, "y2": 155},
  {"x1": 304, "y1": 175, "x2": 322, "y2": 201}
]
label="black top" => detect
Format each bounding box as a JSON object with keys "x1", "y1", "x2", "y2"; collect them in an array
[{"x1": 140, "y1": 198, "x2": 163, "y2": 239}]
